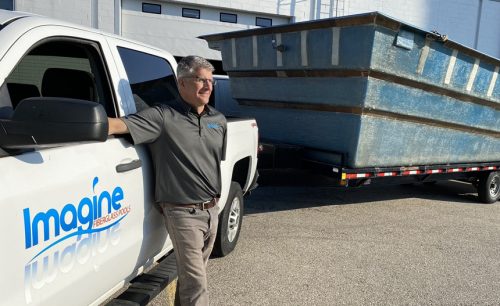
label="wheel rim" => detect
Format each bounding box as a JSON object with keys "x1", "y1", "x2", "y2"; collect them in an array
[
  {"x1": 227, "y1": 197, "x2": 240, "y2": 242},
  {"x1": 489, "y1": 175, "x2": 500, "y2": 198}
]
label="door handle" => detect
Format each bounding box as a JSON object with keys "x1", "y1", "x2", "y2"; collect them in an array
[{"x1": 116, "y1": 159, "x2": 142, "y2": 173}]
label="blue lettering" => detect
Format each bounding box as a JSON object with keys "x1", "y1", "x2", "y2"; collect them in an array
[
  {"x1": 77, "y1": 197, "x2": 93, "y2": 231},
  {"x1": 23, "y1": 177, "x2": 127, "y2": 250},
  {"x1": 32, "y1": 209, "x2": 60, "y2": 246},
  {"x1": 61, "y1": 203, "x2": 77, "y2": 232},
  {"x1": 98, "y1": 191, "x2": 112, "y2": 215},
  {"x1": 112, "y1": 187, "x2": 123, "y2": 210},
  {"x1": 24, "y1": 208, "x2": 32, "y2": 248},
  {"x1": 93, "y1": 195, "x2": 98, "y2": 218}
]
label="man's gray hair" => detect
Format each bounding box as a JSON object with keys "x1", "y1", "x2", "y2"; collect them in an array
[{"x1": 177, "y1": 55, "x2": 215, "y2": 79}]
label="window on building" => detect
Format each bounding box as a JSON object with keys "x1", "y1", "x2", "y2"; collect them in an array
[
  {"x1": 142, "y1": 3, "x2": 161, "y2": 14},
  {"x1": 182, "y1": 8, "x2": 200, "y2": 19},
  {"x1": 0, "y1": 0, "x2": 13, "y2": 10},
  {"x1": 117, "y1": 47, "x2": 178, "y2": 111},
  {"x1": 256, "y1": 17, "x2": 272, "y2": 27},
  {"x1": 220, "y1": 13, "x2": 237, "y2": 23}
]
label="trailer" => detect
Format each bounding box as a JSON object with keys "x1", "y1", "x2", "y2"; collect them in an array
[
  {"x1": 254, "y1": 141, "x2": 500, "y2": 203},
  {"x1": 201, "y1": 12, "x2": 500, "y2": 203}
]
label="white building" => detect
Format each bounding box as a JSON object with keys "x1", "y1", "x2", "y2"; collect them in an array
[{"x1": 1, "y1": 0, "x2": 499, "y2": 63}]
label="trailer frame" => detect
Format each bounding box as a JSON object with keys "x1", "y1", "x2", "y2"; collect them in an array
[{"x1": 259, "y1": 141, "x2": 500, "y2": 203}]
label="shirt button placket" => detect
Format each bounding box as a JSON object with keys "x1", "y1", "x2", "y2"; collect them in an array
[{"x1": 197, "y1": 115, "x2": 202, "y2": 137}]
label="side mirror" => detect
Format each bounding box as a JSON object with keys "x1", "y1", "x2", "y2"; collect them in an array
[{"x1": 0, "y1": 97, "x2": 108, "y2": 149}]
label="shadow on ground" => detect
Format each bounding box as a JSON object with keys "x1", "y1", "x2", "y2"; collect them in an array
[{"x1": 245, "y1": 169, "x2": 486, "y2": 214}]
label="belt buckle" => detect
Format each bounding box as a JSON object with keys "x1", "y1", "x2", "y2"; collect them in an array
[{"x1": 201, "y1": 199, "x2": 212, "y2": 210}]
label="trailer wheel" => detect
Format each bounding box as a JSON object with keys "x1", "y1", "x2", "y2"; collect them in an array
[
  {"x1": 478, "y1": 171, "x2": 500, "y2": 204},
  {"x1": 213, "y1": 182, "x2": 243, "y2": 257}
]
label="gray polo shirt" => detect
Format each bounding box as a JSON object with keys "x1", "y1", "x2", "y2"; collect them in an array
[{"x1": 122, "y1": 98, "x2": 227, "y2": 204}]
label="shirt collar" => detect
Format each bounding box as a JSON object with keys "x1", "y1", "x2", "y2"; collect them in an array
[{"x1": 175, "y1": 97, "x2": 211, "y2": 116}]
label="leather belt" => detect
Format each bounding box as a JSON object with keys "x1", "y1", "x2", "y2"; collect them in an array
[{"x1": 162, "y1": 198, "x2": 218, "y2": 210}]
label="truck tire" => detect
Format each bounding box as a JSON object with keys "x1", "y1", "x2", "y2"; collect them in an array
[
  {"x1": 213, "y1": 182, "x2": 244, "y2": 257},
  {"x1": 478, "y1": 171, "x2": 500, "y2": 203}
]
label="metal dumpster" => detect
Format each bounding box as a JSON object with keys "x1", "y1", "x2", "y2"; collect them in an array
[{"x1": 201, "y1": 12, "x2": 500, "y2": 168}]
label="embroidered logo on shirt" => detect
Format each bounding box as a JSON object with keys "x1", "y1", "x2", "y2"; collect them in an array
[{"x1": 207, "y1": 122, "x2": 220, "y2": 129}]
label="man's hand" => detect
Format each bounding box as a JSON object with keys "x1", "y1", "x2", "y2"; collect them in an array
[{"x1": 108, "y1": 118, "x2": 129, "y2": 135}]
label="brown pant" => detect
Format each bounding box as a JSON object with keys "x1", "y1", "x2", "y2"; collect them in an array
[{"x1": 160, "y1": 204, "x2": 219, "y2": 306}]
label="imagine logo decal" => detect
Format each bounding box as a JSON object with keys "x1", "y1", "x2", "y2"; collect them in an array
[
  {"x1": 23, "y1": 176, "x2": 131, "y2": 262},
  {"x1": 23, "y1": 177, "x2": 132, "y2": 303}
]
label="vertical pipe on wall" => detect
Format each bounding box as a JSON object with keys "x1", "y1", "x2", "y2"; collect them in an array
[
  {"x1": 114, "y1": 0, "x2": 121, "y2": 35},
  {"x1": 309, "y1": 0, "x2": 316, "y2": 20},
  {"x1": 91, "y1": 0, "x2": 98, "y2": 29},
  {"x1": 474, "y1": 0, "x2": 483, "y2": 49},
  {"x1": 316, "y1": 0, "x2": 322, "y2": 19}
]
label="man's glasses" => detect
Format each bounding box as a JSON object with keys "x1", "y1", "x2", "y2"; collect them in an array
[{"x1": 185, "y1": 76, "x2": 217, "y2": 86}]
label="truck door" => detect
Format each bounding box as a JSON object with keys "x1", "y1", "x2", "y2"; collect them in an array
[{"x1": 0, "y1": 29, "x2": 162, "y2": 306}]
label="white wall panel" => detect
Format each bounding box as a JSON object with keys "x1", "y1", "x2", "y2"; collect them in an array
[
  {"x1": 16, "y1": 0, "x2": 92, "y2": 26},
  {"x1": 11, "y1": 0, "x2": 500, "y2": 58},
  {"x1": 121, "y1": 9, "x2": 249, "y2": 60},
  {"x1": 478, "y1": 0, "x2": 500, "y2": 57},
  {"x1": 15, "y1": 0, "x2": 115, "y2": 32},
  {"x1": 344, "y1": 0, "x2": 500, "y2": 58}
]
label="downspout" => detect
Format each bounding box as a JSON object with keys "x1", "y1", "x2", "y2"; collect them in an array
[
  {"x1": 474, "y1": 0, "x2": 483, "y2": 49},
  {"x1": 316, "y1": 0, "x2": 322, "y2": 19},
  {"x1": 114, "y1": 0, "x2": 121, "y2": 35},
  {"x1": 91, "y1": 0, "x2": 98, "y2": 29},
  {"x1": 309, "y1": 0, "x2": 316, "y2": 20}
]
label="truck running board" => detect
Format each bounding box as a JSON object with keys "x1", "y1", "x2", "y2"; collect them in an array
[{"x1": 106, "y1": 252, "x2": 177, "y2": 306}]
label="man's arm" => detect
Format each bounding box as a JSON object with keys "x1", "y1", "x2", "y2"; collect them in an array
[{"x1": 108, "y1": 117, "x2": 129, "y2": 135}]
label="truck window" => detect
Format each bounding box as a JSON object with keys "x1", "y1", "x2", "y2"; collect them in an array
[
  {"x1": 117, "y1": 47, "x2": 178, "y2": 111},
  {"x1": 4, "y1": 40, "x2": 115, "y2": 116}
]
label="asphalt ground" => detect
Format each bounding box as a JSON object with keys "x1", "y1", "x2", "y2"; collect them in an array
[{"x1": 203, "y1": 170, "x2": 500, "y2": 306}]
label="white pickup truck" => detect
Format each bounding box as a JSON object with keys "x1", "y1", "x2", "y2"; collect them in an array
[{"x1": 0, "y1": 9, "x2": 258, "y2": 306}]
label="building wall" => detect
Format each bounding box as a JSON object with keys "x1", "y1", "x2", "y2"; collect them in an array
[
  {"x1": 121, "y1": 9, "x2": 250, "y2": 60},
  {"x1": 164, "y1": 0, "x2": 303, "y2": 19},
  {"x1": 15, "y1": 0, "x2": 116, "y2": 33},
  {"x1": 121, "y1": 0, "x2": 291, "y2": 60},
  {"x1": 156, "y1": 0, "x2": 500, "y2": 58},
  {"x1": 9, "y1": 0, "x2": 500, "y2": 58},
  {"x1": 15, "y1": 0, "x2": 93, "y2": 26},
  {"x1": 127, "y1": 0, "x2": 290, "y2": 27},
  {"x1": 97, "y1": 0, "x2": 117, "y2": 33},
  {"x1": 343, "y1": 0, "x2": 500, "y2": 58},
  {"x1": 478, "y1": 0, "x2": 500, "y2": 57}
]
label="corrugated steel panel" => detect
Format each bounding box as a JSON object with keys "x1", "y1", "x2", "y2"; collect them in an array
[{"x1": 201, "y1": 12, "x2": 500, "y2": 168}]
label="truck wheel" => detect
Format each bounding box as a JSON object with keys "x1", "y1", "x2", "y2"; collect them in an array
[
  {"x1": 213, "y1": 182, "x2": 243, "y2": 257},
  {"x1": 478, "y1": 171, "x2": 500, "y2": 203}
]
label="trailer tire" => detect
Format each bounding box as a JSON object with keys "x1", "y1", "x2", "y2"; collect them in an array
[
  {"x1": 213, "y1": 182, "x2": 243, "y2": 257},
  {"x1": 478, "y1": 171, "x2": 500, "y2": 204}
]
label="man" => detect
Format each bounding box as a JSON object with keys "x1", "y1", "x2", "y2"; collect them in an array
[{"x1": 108, "y1": 55, "x2": 226, "y2": 306}]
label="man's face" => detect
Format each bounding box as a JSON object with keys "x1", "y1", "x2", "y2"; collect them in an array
[{"x1": 178, "y1": 68, "x2": 214, "y2": 110}]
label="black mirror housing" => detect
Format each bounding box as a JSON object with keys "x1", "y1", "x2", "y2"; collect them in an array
[{"x1": 0, "y1": 97, "x2": 108, "y2": 149}]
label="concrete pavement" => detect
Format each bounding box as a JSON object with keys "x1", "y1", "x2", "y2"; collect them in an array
[{"x1": 206, "y1": 179, "x2": 500, "y2": 305}]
